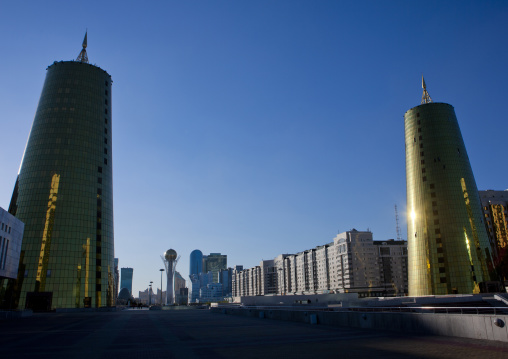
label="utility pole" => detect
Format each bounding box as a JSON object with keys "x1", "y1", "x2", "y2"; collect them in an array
[
  {"x1": 160, "y1": 268, "x2": 164, "y2": 305},
  {"x1": 149, "y1": 282, "x2": 153, "y2": 306}
]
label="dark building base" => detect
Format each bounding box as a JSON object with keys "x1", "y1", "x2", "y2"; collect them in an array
[{"x1": 25, "y1": 292, "x2": 53, "y2": 312}]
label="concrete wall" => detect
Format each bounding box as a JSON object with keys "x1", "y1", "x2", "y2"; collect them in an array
[
  {"x1": 55, "y1": 307, "x2": 118, "y2": 313},
  {"x1": 0, "y1": 310, "x2": 32, "y2": 319},
  {"x1": 212, "y1": 307, "x2": 508, "y2": 342},
  {"x1": 233, "y1": 293, "x2": 359, "y2": 306}
]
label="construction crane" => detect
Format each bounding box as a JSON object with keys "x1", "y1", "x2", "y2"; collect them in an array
[{"x1": 394, "y1": 204, "x2": 403, "y2": 241}]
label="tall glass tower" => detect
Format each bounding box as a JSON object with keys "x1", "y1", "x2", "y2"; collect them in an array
[
  {"x1": 189, "y1": 249, "x2": 203, "y2": 303},
  {"x1": 405, "y1": 77, "x2": 495, "y2": 296},
  {"x1": 8, "y1": 33, "x2": 114, "y2": 309},
  {"x1": 120, "y1": 268, "x2": 133, "y2": 296},
  {"x1": 189, "y1": 249, "x2": 203, "y2": 276}
]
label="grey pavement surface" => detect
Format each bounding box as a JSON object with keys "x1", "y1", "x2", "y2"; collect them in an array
[{"x1": 1, "y1": 308, "x2": 508, "y2": 358}]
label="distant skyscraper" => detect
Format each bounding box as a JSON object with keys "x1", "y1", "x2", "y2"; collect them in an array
[
  {"x1": 120, "y1": 267, "x2": 133, "y2": 295},
  {"x1": 189, "y1": 249, "x2": 203, "y2": 276},
  {"x1": 405, "y1": 77, "x2": 495, "y2": 295},
  {"x1": 174, "y1": 271, "x2": 186, "y2": 294},
  {"x1": 479, "y1": 190, "x2": 508, "y2": 282},
  {"x1": 203, "y1": 253, "x2": 227, "y2": 283},
  {"x1": 6, "y1": 33, "x2": 114, "y2": 310},
  {"x1": 176, "y1": 287, "x2": 189, "y2": 305},
  {"x1": 188, "y1": 251, "x2": 227, "y2": 302},
  {"x1": 189, "y1": 277, "x2": 200, "y2": 303},
  {"x1": 189, "y1": 249, "x2": 203, "y2": 303},
  {"x1": 219, "y1": 267, "x2": 235, "y2": 297},
  {"x1": 114, "y1": 258, "x2": 119, "y2": 301}
]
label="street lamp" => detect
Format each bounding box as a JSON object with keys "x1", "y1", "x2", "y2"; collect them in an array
[
  {"x1": 159, "y1": 269, "x2": 165, "y2": 305},
  {"x1": 149, "y1": 282, "x2": 153, "y2": 306}
]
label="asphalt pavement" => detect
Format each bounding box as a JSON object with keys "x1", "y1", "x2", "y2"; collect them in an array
[{"x1": 1, "y1": 308, "x2": 508, "y2": 358}]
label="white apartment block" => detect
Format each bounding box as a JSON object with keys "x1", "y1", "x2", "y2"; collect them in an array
[
  {"x1": 260, "y1": 259, "x2": 277, "y2": 295},
  {"x1": 333, "y1": 230, "x2": 381, "y2": 292},
  {"x1": 0, "y1": 207, "x2": 24, "y2": 280},
  {"x1": 374, "y1": 240, "x2": 408, "y2": 295},
  {"x1": 233, "y1": 229, "x2": 408, "y2": 298}
]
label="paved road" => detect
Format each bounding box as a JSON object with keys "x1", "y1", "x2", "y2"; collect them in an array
[{"x1": 1, "y1": 308, "x2": 508, "y2": 358}]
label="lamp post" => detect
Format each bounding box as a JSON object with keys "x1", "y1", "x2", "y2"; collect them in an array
[
  {"x1": 149, "y1": 282, "x2": 153, "y2": 306},
  {"x1": 159, "y1": 268, "x2": 164, "y2": 305}
]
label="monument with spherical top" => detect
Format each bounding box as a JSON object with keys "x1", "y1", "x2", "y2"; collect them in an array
[{"x1": 161, "y1": 249, "x2": 179, "y2": 305}]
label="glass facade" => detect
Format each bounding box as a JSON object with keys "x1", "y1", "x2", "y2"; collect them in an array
[
  {"x1": 120, "y1": 267, "x2": 133, "y2": 295},
  {"x1": 203, "y1": 253, "x2": 227, "y2": 283},
  {"x1": 11, "y1": 61, "x2": 114, "y2": 309},
  {"x1": 405, "y1": 102, "x2": 494, "y2": 295},
  {"x1": 189, "y1": 249, "x2": 203, "y2": 276},
  {"x1": 479, "y1": 190, "x2": 508, "y2": 282}
]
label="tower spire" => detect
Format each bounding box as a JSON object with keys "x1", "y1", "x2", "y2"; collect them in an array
[
  {"x1": 76, "y1": 31, "x2": 89, "y2": 63},
  {"x1": 421, "y1": 74, "x2": 433, "y2": 104}
]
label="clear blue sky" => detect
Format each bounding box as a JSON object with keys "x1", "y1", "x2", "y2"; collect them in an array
[{"x1": 1, "y1": 1, "x2": 507, "y2": 296}]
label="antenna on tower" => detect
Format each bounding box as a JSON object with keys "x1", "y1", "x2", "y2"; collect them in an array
[
  {"x1": 76, "y1": 31, "x2": 89, "y2": 63},
  {"x1": 395, "y1": 204, "x2": 403, "y2": 241},
  {"x1": 421, "y1": 75, "x2": 433, "y2": 104}
]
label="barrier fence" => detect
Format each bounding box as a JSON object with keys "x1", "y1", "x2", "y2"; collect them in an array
[{"x1": 214, "y1": 304, "x2": 508, "y2": 315}]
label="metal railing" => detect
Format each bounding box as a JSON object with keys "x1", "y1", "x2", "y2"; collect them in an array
[
  {"x1": 214, "y1": 304, "x2": 508, "y2": 315},
  {"x1": 346, "y1": 306, "x2": 508, "y2": 315}
]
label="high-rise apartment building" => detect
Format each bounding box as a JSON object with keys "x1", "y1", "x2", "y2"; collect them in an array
[
  {"x1": 233, "y1": 230, "x2": 404, "y2": 298},
  {"x1": 230, "y1": 265, "x2": 243, "y2": 299},
  {"x1": 479, "y1": 190, "x2": 508, "y2": 282},
  {"x1": 5, "y1": 34, "x2": 114, "y2": 310},
  {"x1": 374, "y1": 240, "x2": 408, "y2": 295},
  {"x1": 260, "y1": 260, "x2": 277, "y2": 295},
  {"x1": 330, "y1": 230, "x2": 381, "y2": 294},
  {"x1": 120, "y1": 267, "x2": 133, "y2": 296},
  {"x1": 405, "y1": 78, "x2": 495, "y2": 296}
]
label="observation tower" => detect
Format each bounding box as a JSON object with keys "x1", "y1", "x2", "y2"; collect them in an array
[{"x1": 161, "y1": 249, "x2": 179, "y2": 305}]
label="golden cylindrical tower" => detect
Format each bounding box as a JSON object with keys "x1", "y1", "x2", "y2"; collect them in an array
[
  {"x1": 405, "y1": 101, "x2": 494, "y2": 295},
  {"x1": 10, "y1": 37, "x2": 114, "y2": 309}
]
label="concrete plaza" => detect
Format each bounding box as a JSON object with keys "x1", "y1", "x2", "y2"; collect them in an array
[{"x1": 1, "y1": 308, "x2": 508, "y2": 358}]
